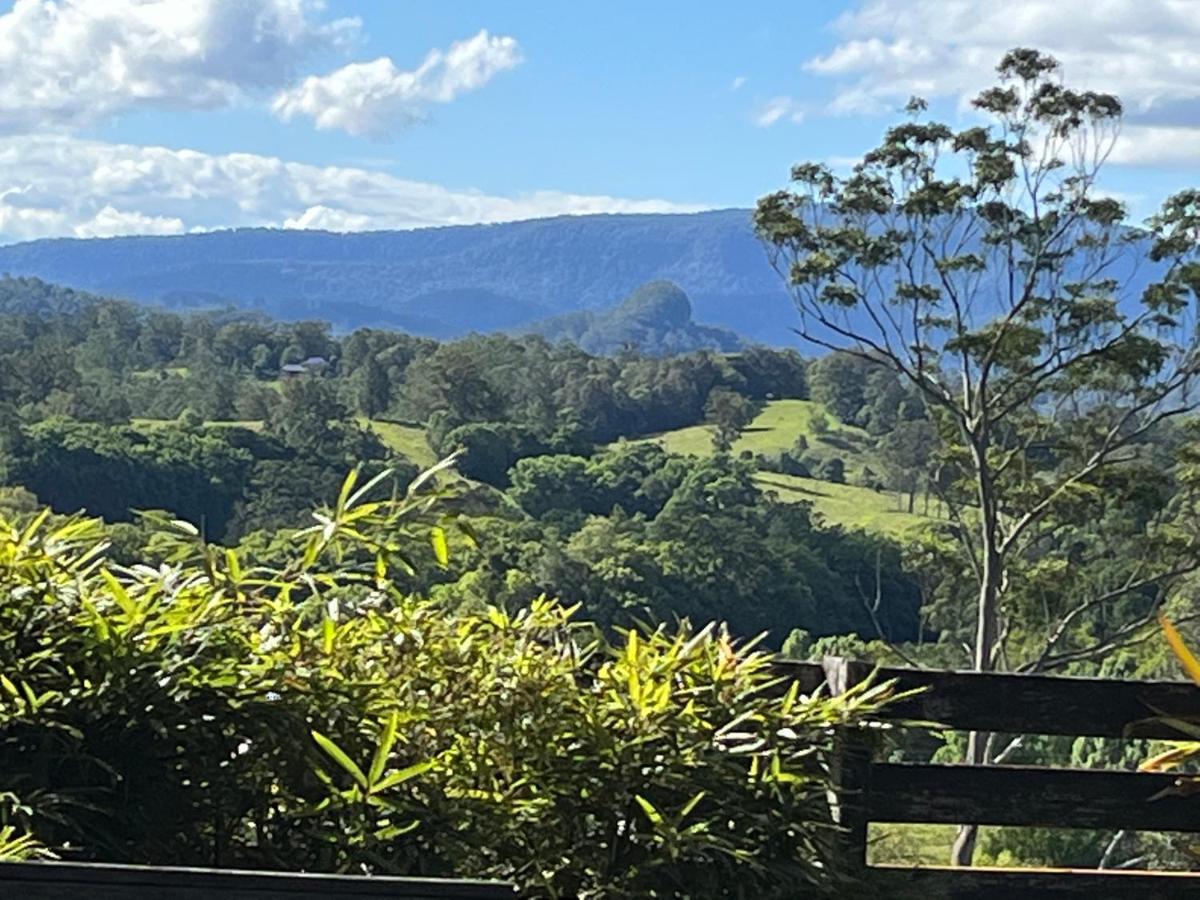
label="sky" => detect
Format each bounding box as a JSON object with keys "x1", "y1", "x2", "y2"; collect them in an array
[{"x1": 0, "y1": 0, "x2": 1198, "y2": 243}]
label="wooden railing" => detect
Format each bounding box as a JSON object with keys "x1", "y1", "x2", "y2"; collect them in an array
[
  {"x1": 0, "y1": 860, "x2": 516, "y2": 898},
  {"x1": 776, "y1": 657, "x2": 1200, "y2": 897},
  {"x1": 9, "y1": 659, "x2": 1200, "y2": 897}
]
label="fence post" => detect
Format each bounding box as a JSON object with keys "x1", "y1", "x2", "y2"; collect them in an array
[{"x1": 822, "y1": 656, "x2": 875, "y2": 882}]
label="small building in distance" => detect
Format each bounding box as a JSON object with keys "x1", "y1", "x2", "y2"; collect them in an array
[{"x1": 281, "y1": 356, "x2": 329, "y2": 378}]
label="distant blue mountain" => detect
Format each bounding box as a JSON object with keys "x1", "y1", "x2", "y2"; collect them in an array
[
  {"x1": 0, "y1": 209, "x2": 801, "y2": 344},
  {"x1": 525, "y1": 280, "x2": 742, "y2": 355},
  {"x1": 0, "y1": 209, "x2": 1163, "y2": 349}
]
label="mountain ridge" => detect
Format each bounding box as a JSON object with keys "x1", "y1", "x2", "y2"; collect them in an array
[
  {"x1": 0, "y1": 208, "x2": 1163, "y2": 348},
  {"x1": 524, "y1": 280, "x2": 742, "y2": 355},
  {"x1": 0, "y1": 208, "x2": 799, "y2": 343}
]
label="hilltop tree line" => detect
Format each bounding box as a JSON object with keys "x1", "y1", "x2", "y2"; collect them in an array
[{"x1": 0, "y1": 276, "x2": 930, "y2": 650}]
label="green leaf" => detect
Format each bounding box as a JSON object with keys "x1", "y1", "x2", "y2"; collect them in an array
[
  {"x1": 101, "y1": 569, "x2": 137, "y2": 618},
  {"x1": 430, "y1": 526, "x2": 449, "y2": 567},
  {"x1": 15, "y1": 509, "x2": 49, "y2": 552},
  {"x1": 224, "y1": 549, "x2": 243, "y2": 582},
  {"x1": 321, "y1": 618, "x2": 335, "y2": 655},
  {"x1": 311, "y1": 730, "x2": 368, "y2": 789},
  {"x1": 407, "y1": 452, "x2": 461, "y2": 497},
  {"x1": 368, "y1": 711, "x2": 401, "y2": 789},
  {"x1": 372, "y1": 760, "x2": 434, "y2": 793},
  {"x1": 634, "y1": 794, "x2": 663, "y2": 828},
  {"x1": 679, "y1": 790, "x2": 706, "y2": 820},
  {"x1": 347, "y1": 466, "x2": 395, "y2": 510},
  {"x1": 335, "y1": 467, "x2": 360, "y2": 514}
]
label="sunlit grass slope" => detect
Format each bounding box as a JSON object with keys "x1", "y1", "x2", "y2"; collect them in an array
[
  {"x1": 755, "y1": 473, "x2": 929, "y2": 536},
  {"x1": 625, "y1": 399, "x2": 934, "y2": 537},
  {"x1": 361, "y1": 419, "x2": 438, "y2": 469}
]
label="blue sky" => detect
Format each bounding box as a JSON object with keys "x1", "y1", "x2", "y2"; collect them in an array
[
  {"x1": 0, "y1": 0, "x2": 1197, "y2": 241},
  {"x1": 97, "y1": 2, "x2": 866, "y2": 206}
]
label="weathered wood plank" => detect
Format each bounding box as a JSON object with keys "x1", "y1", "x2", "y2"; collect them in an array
[
  {"x1": 823, "y1": 657, "x2": 874, "y2": 873},
  {"x1": 868, "y1": 763, "x2": 1200, "y2": 832},
  {"x1": 0, "y1": 861, "x2": 517, "y2": 899},
  {"x1": 868, "y1": 864, "x2": 1200, "y2": 899},
  {"x1": 773, "y1": 659, "x2": 1200, "y2": 738}
]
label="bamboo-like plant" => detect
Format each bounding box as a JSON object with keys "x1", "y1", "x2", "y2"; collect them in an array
[{"x1": 0, "y1": 460, "x2": 895, "y2": 897}]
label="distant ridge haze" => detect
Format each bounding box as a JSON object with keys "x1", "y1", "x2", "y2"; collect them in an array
[{"x1": 0, "y1": 209, "x2": 800, "y2": 345}]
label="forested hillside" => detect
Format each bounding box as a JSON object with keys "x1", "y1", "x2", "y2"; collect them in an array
[
  {"x1": 0, "y1": 207, "x2": 1164, "y2": 350},
  {"x1": 524, "y1": 280, "x2": 742, "y2": 355},
  {"x1": 0, "y1": 210, "x2": 798, "y2": 342},
  {"x1": 0, "y1": 275, "x2": 929, "y2": 647},
  {"x1": 0, "y1": 250, "x2": 1196, "y2": 873}
]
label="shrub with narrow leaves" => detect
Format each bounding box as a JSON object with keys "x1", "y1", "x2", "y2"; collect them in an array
[{"x1": 0, "y1": 464, "x2": 893, "y2": 898}]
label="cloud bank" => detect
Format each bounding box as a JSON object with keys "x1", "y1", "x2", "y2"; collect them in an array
[
  {"x1": 272, "y1": 29, "x2": 522, "y2": 138},
  {"x1": 806, "y1": 0, "x2": 1200, "y2": 165},
  {"x1": 0, "y1": 134, "x2": 705, "y2": 243},
  {"x1": 0, "y1": 0, "x2": 359, "y2": 132},
  {"x1": 0, "y1": 2, "x2": 701, "y2": 242}
]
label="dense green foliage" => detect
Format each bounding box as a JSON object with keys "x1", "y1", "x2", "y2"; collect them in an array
[
  {"x1": 461, "y1": 444, "x2": 922, "y2": 642},
  {"x1": 0, "y1": 476, "x2": 894, "y2": 896},
  {"x1": 0, "y1": 279, "x2": 803, "y2": 514},
  {"x1": 0, "y1": 277, "x2": 931, "y2": 663}
]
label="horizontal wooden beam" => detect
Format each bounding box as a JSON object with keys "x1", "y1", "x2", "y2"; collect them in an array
[
  {"x1": 773, "y1": 659, "x2": 1200, "y2": 738},
  {"x1": 0, "y1": 861, "x2": 516, "y2": 900},
  {"x1": 868, "y1": 763, "x2": 1200, "y2": 832},
  {"x1": 868, "y1": 864, "x2": 1200, "y2": 899}
]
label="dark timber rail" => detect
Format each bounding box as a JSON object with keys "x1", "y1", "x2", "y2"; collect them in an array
[
  {"x1": 0, "y1": 861, "x2": 516, "y2": 898},
  {"x1": 7, "y1": 660, "x2": 1200, "y2": 897},
  {"x1": 777, "y1": 657, "x2": 1200, "y2": 898}
]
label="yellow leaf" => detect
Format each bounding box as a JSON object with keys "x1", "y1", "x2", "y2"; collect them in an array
[
  {"x1": 1140, "y1": 743, "x2": 1200, "y2": 773},
  {"x1": 430, "y1": 527, "x2": 449, "y2": 567},
  {"x1": 322, "y1": 618, "x2": 335, "y2": 655},
  {"x1": 1161, "y1": 613, "x2": 1200, "y2": 685}
]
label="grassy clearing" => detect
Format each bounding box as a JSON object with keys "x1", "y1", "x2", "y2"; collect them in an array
[
  {"x1": 624, "y1": 399, "x2": 938, "y2": 537},
  {"x1": 206, "y1": 420, "x2": 264, "y2": 431},
  {"x1": 130, "y1": 417, "x2": 168, "y2": 430},
  {"x1": 362, "y1": 419, "x2": 437, "y2": 468},
  {"x1": 735, "y1": 399, "x2": 871, "y2": 455},
  {"x1": 637, "y1": 399, "x2": 869, "y2": 459},
  {"x1": 130, "y1": 366, "x2": 190, "y2": 379},
  {"x1": 132, "y1": 418, "x2": 264, "y2": 432},
  {"x1": 755, "y1": 473, "x2": 930, "y2": 536},
  {"x1": 129, "y1": 403, "x2": 937, "y2": 537}
]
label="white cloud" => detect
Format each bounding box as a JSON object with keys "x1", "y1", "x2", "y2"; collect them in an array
[
  {"x1": 806, "y1": 0, "x2": 1200, "y2": 162},
  {"x1": 730, "y1": 75, "x2": 748, "y2": 91},
  {"x1": 0, "y1": 134, "x2": 708, "y2": 243},
  {"x1": 283, "y1": 204, "x2": 373, "y2": 231},
  {"x1": 755, "y1": 97, "x2": 805, "y2": 128},
  {"x1": 1111, "y1": 125, "x2": 1200, "y2": 167},
  {"x1": 74, "y1": 205, "x2": 186, "y2": 238},
  {"x1": 0, "y1": 0, "x2": 359, "y2": 133},
  {"x1": 272, "y1": 30, "x2": 522, "y2": 138}
]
